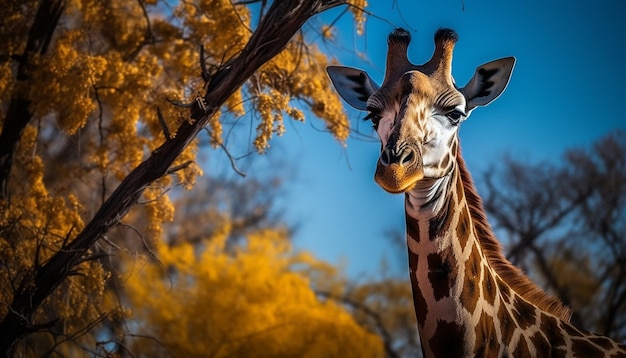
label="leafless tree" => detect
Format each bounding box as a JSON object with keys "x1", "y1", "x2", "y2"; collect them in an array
[{"x1": 482, "y1": 131, "x2": 626, "y2": 341}]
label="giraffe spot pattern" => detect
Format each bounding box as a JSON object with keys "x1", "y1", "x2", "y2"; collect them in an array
[
  {"x1": 539, "y1": 313, "x2": 567, "y2": 350},
  {"x1": 456, "y1": 205, "x2": 471, "y2": 251},
  {"x1": 428, "y1": 196, "x2": 451, "y2": 240},
  {"x1": 512, "y1": 336, "x2": 531, "y2": 357},
  {"x1": 406, "y1": 214, "x2": 421, "y2": 243},
  {"x1": 529, "y1": 331, "x2": 550, "y2": 356},
  {"x1": 427, "y1": 253, "x2": 451, "y2": 300},
  {"x1": 497, "y1": 277, "x2": 512, "y2": 304},
  {"x1": 440, "y1": 153, "x2": 450, "y2": 172},
  {"x1": 553, "y1": 347, "x2": 570, "y2": 358},
  {"x1": 497, "y1": 298, "x2": 515, "y2": 346},
  {"x1": 447, "y1": 134, "x2": 456, "y2": 150},
  {"x1": 474, "y1": 311, "x2": 501, "y2": 357},
  {"x1": 428, "y1": 320, "x2": 465, "y2": 357},
  {"x1": 590, "y1": 336, "x2": 616, "y2": 351},
  {"x1": 482, "y1": 265, "x2": 497, "y2": 305},
  {"x1": 460, "y1": 243, "x2": 482, "y2": 314},
  {"x1": 562, "y1": 322, "x2": 584, "y2": 337},
  {"x1": 571, "y1": 338, "x2": 604, "y2": 357},
  {"x1": 511, "y1": 298, "x2": 536, "y2": 330},
  {"x1": 408, "y1": 252, "x2": 428, "y2": 328},
  {"x1": 455, "y1": 171, "x2": 464, "y2": 203}
]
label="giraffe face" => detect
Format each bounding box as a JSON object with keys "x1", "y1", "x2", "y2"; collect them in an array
[
  {"x1": 327, "y1": 28, "x2": 515, "y2": 194},
  {"x1": 366, "y1": 70, "x2": 465, "y2": 193}
]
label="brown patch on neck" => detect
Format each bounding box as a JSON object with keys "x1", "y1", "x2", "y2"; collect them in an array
[
  {"x1": 428, "y1": 186, "x2": 454, "y2": 239},
  {"x1": 427, "y1": 246, "x2": 456, "y2": 300},
  {"x1": 428, "y1": 321, "x2": 466, "y2": 357},
  {"x1": 455, "y1": 147, "x2": 572, "y2": 321},
  {"x1": 408, "y1": 250, "x2": 428, "y2": 327}
]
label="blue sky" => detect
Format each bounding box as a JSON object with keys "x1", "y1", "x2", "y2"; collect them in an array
[{"x1": 212, "y1": 0, "x2": 626, "y2": 279}]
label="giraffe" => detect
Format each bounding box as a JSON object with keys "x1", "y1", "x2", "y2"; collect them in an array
[{"x1": 327, "y1": 28, "x2": 626, "y2": 357}]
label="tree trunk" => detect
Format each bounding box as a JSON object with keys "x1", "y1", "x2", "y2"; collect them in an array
[
  {"x1": 0, "y1": 0, "x2": 65, "y2": 199},
  {"x1": 0, "y1": 0, "x2": 343, "y2": 355}
]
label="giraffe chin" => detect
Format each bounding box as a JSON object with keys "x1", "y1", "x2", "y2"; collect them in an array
[{"x1": 374, "y1": 163, "x2": 424, "y2": 194}]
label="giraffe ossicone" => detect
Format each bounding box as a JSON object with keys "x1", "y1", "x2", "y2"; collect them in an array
[{"x1": 328, "y1": 28, "x2": 626, "y2": 357}]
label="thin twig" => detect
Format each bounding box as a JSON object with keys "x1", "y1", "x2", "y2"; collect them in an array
[
  {"x1": 156, "y1": 107, "x2": 171, "y2": 140},
  {"x1": 202, "y1": 128, "x2": 246, "y2": 177},
  {"x1": 118, "y1": 222, "x2": 173, "y2": 292},
  {"x1": 166, "y1": 160, "x2": 193, "y2": 175},
  {"x1": 200, "y1": 45, "x2": 209, "y2": 82},
  {"x1": 166, "y1": 98, "x2": 194, "y2": 108},
  {"x1": 220, "y1": 141, "x2": 247, "y2": 178}
]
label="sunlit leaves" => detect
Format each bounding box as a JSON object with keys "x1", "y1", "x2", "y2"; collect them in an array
[
  {"x1": 124, "y1": 228, "x2": 384, "y2": 357},
  {"x1": 28, "y1": 31, "x2": 107, "y2": 135},
  {"x1": 251, "y1": 40, "x2": 351, "y2": 152},
  {"x1": 348, "y1": 0, "x2": 368, "y2": 35}
]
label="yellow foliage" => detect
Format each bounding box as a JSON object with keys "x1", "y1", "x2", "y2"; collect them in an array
[
  {"x1": 124, "y1": 228, "x2": 383, "y2": 357},
  {"x1": 251, "y1": 40, "x2": 351, "y2": 152},
  {"x1": 1, "y1": 0, "x2": 368, "y2": 353},
  {"x1": 29, "y1": 31, "x2": 107, "y2": 135},
  {"x1": 0, "y1": 124, "x2": 108, "y2": 339},
  {"x1": 142, "y1": 187, "x2": 175, "y2": 239},
  {"x1": 348, "y1": 0, "x2": 368, "y2": 35}
]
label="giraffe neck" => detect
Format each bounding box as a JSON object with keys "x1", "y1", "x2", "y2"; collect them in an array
[
  {"x1": 403, "y1": 153, "x2": 626, "y2": 357},
  {"x1": 405, "y1": 161, "x2": 474, "y2": 357}
]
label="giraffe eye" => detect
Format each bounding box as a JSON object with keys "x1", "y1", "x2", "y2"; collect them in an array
[
  {"x1": 364, "y1": 109, "x2": 382, "y2": 129},
  {"x1": 445, "y1": 109, "x2": 465, "y2": 124}
]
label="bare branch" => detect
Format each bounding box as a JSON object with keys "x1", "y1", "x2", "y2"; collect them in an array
[
  {"x1": 166, "y1": 160, "x2": 192, "y2": 175},
  {"x1": 166, "y1": 98, "x2": 194, "y2": 108},
  {"x1": 203, "y1": 128, "x2": 247, "y2": 177},
  {"x1": 156, "y1": 107, "x2": 172, "y2": 141}
]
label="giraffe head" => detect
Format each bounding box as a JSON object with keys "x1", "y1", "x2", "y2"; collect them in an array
[{"x1": 328, "y1": 28, "x2": 515, "y2": 193}]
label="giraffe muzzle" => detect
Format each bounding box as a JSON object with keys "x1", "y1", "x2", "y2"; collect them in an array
[{"x1": 375, "y1": 145, "x2": 424, "y2": 193}]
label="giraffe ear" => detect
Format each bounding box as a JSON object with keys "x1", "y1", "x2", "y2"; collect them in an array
[
  {"x1": 461, "y1": 57, "x2": 515, "y2": 111},
  {"x1": 327, "y1": 66, "x2": 380, "y2": 111}
]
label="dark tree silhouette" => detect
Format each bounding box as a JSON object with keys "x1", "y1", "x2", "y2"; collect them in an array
[{"x1": 482, "y1": 131, "x2": 626, "y2": 341}]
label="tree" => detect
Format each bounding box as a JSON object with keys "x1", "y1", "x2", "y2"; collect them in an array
[
  {"x1": 0, "y1": 0, "x2": 368, "y2": 355},
  {"x1": 482, "y1": 131, "x2": 626, "y2": 341},
  {"x1": 122, "y1": 227, "x2": 383, "y2": 357},
  {"x1": 321, "y1": 277, "x2": 421, "y2": 358}
]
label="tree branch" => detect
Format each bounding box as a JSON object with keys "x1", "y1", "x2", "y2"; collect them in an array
[
  {"x1": 0, "y1": 1, "x2": 345, "y2": 355},
  {"x1": 0, "y1": 0, "x2": 66, "y2": 199}
]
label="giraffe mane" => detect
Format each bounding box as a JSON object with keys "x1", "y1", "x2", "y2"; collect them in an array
[{"x1": 455, "y1": 148, "x2": 572, "y2": 322}]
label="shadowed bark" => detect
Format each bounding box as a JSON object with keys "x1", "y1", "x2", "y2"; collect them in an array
[{"x1": 0, "y1": 0, "x2": 65, "y2": 199}]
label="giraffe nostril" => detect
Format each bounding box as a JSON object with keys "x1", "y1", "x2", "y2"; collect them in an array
[
  {"x1": 380, "y1": 147, "x2": 416, "y2": 167},
  {"x1": 400, "y1": 148, "x2": 415, "y2": 165},
  {"x1": 380, "y1": 148, "x2": 392, "y2": 166}
]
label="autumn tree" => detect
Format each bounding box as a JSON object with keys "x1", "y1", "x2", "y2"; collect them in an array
[
  {"x1": 0, "y1": 0, "x2": 370, "y2": 355},
  {"x1": 319, "y1": 276, "x2": 421, "y2": 358},
  {"x1": 482, "y1": 131, "x2": 626, "y2": 342},
  {"x1": 122, "y1": 227, "x2": 383, "y2": 357}
]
